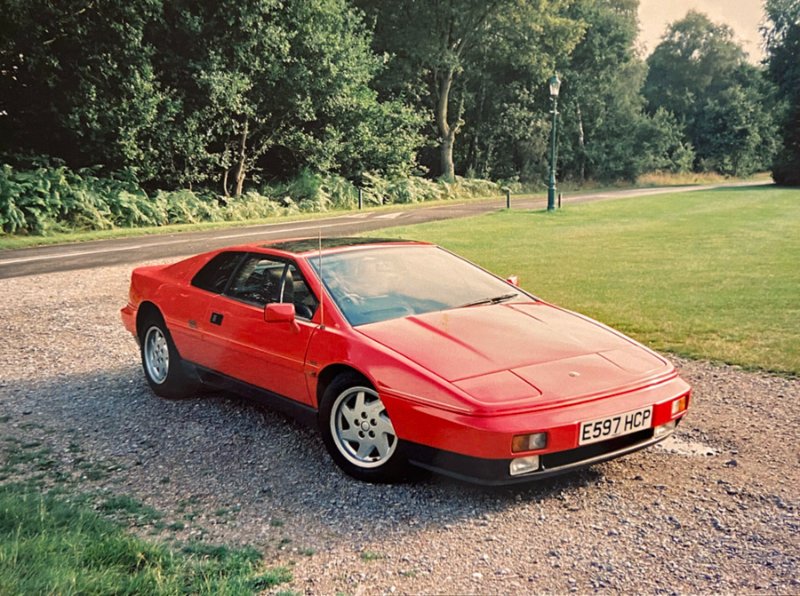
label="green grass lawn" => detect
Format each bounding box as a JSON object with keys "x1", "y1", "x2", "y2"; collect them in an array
[
  {"x1": 0, "y1": 436, "x2": 293, "y2": 595},
  {"x1": 371, "y1": 185, "x2": 800, "y2": 375},
  {"x1": 0, "y1": 485, "x2": 291, "y2": 595}
]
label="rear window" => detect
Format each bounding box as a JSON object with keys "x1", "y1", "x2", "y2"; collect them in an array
[{"x1": 191, "y1": 252, "x2": 244, "y2": 294}]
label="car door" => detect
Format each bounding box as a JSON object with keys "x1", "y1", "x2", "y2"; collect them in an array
[
  {"x1": 167, "y1": 251, "x2": 246, "y2": 365},
  {"x1": 199, "y1": 253, "x2": 320, "y2": 405}
]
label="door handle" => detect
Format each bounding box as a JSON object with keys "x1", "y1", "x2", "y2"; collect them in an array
[{"x1": 210, "y1": 312, "x2": 224, "y2": 325}]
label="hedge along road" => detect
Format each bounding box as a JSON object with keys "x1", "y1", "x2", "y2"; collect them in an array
[{"x1": 0, "y1": 183, "x2": 759, "y2": 280}]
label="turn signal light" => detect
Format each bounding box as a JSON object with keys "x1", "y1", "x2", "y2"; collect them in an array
[
  {"x1": 671, "y1": 395, "x2": 688, "y2": 416},
  {"x1": 512, "y1": 432, "x2": 547, "y2": 453}
]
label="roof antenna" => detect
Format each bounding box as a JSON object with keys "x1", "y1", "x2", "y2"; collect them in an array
[{"x1": 317, "y1": 229, "x2": 324, "y2": 329}]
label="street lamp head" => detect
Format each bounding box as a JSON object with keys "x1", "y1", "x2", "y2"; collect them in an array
[{"x1": 549, "y1": 74, "x2": 561, "y2": 98}]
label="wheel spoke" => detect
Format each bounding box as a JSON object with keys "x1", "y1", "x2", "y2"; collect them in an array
[
  {"x1": 356, "y1": 440, "x2": 375, "y2": 460},
  {"x1": 354, "y1": 390, "x2": 366, "y2": 412},
  {"x1": 374, "y1": 434, "x2": 392, "y2": 459},
  {"x1": 364, "y1": 398, "x2": 385, "y2": 415},
  {"x1": 338, "y1": 425, "x2": 361, "y2": 444},
  {"x1": 341, "y1": 402, "x2": 355, "y2": 418},
  {"x1": 374, "y1": 414, "x2": 395, "y2": 437}
]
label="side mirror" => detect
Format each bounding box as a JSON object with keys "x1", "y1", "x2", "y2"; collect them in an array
[
  {"x1": 264, "y1": 302, "x2": 296, "y2": 324},
  {"x1": 506, "y1": 275, "x2": 519, "y2": 287}
]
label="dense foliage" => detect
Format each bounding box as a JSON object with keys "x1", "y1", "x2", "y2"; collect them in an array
[
  {"x1": 0, "y1": 163, "x2": 498, "y2": 235},
  {"x1": 0, "y1": 0, "x2": 793, "y2": 234},
  {"x1": 358, "y1": 0, "x2": 693, "y2": 183},
  {"x1": 764, "y1": 0, "x2": 800, "y2": 185},
  {"x1": 644, "y1": 11, "x2": 779, "y2": 177},
  {"x1": 356, "y1": 0, "x2": 582, "y2": 182},
  {"x1": 0, "y1": 0, "x2": 424, "y2": 193},
  {"x1": 555, "y1": 0, "x2": 693, "y2": 182}
]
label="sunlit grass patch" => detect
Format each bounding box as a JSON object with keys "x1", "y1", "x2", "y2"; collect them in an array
[{"x1": 635, "y1": 170, "x2": 770, "y2": 187}]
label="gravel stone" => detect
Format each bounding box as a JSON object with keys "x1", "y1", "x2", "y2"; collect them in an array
[{"x1": 0, "y1": 261, "x2": 798, "y2": 594}]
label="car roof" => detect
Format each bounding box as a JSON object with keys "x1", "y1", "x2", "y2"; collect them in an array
[{"x1": 254, "y1": 237, "x2": 429, "y2": 256}]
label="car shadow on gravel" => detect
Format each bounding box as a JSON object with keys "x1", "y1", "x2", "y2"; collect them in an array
[{"x1": 2, "y1": 367, "x2": 608, "y2": 542}]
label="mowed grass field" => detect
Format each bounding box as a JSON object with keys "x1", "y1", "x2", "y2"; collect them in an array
[{"x1": 371, "y1": 185, "x2": 800, "y2": 375}]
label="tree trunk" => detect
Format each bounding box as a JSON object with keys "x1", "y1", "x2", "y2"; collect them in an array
[
  {"x1": 440, "y1": 131, "x2": 456, "y2": 181},
  {"x1": 576, "y1": 101, "x2": 586, "y2": 183},
  {"x1": 435, "y1": 67, "x2": 457, "y2": 182},
  {"x1": 234, "y1": 120, "x2": 249, "y2": 197},
  {"x1": 222, "y1": 166, "x2": 230, "y2": 197},
  {"x1": 465, "y1": 69, "x2": 487, "y2": 177}
]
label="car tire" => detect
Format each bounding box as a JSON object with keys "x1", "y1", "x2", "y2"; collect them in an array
[
  {"x1": 139, "y1": 314, "x2": 197, "y2": 399},
  {"x1": 319, "y1": 373, "x2": 409, "y2": 483}
]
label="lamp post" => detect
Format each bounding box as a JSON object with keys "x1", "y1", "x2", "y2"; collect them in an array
[{"x1": 547, "y1": 74, "x2": 561, "y2": 212}]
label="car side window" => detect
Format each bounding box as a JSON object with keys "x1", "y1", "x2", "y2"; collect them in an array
[
  {"x1": 284, "y1": 263, "x2": 319, "y2": 320},
  {"x1": 191, "y1": 252, "x2": 245, "y2": 294},
  {"x1": 226, "y1": 255, "x2": 318, "y2": 320}
]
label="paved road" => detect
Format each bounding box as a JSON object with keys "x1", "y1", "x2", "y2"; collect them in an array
[{"x1": 0, "y1": 183, "x2": 760, "y2": 279}]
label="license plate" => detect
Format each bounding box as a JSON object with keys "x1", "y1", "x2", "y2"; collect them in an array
[{"x1": 579, "y1": 406, "x2": 653, "y2": 446}]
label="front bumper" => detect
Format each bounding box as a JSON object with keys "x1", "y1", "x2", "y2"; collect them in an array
[
  {"x1": 404, "y1": 419, "x2": 681, "y2": 485},
  {"x1": 383, "y1": 374, "x2": 690, "y2": 483}
]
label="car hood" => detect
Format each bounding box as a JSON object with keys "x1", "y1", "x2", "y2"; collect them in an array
[{"x1": 357, "y1": 302, "x2": 670, "y2": 407}]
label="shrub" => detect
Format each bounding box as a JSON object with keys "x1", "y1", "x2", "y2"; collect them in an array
[
  {"x1": 361, "y1": 171, "x2": 391, "y2": 205},
  {"x1": 323, "y1": 175, "x2": 359, "y2": 209},
  {"x1": 223, "y1": 192, "x2": 283, "y2": 220},
  {"x1": 0, "y1": 162, "x2": 500, "y2": 236}
]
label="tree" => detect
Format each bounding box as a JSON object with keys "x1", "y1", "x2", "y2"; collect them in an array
[
  {"x1": 644, "y1": 11, "x2": 744, "y2": 132},
  {"x1": 552, "y1": 0, "x2": 693, "y2": 182},
  {"x1": 763, "y1": 0, "x2": 800, "y2": 184},
  {"x1": 357, "y1": 0, "x2": 581, "y2": 181},
  {"x1": 0, "y1": 0, "x2": 423, "y2": 192},
  {"x1": 633, "y1": 108, "x2": 695, "y2": 174},
  {"x1": 450, "y1": 9, "x2": 578, "y2": 181},
  {"x1": 457, "y1": 0, "x2": 692, "y2": 184},
  {"x1": 0, "y1": 0, "x2": 172, "y2": 178},
  {"x1": 692, "y1": 68, "x2": 779, "y2": 176},
  {"x1": 644, "y1": 11, "x2": 779, "y2": 176},
  {"x1": 555, "y1": 0, "x2": 642, "y2": 181},
  {"x1": 152, "y1": 0, "x2": 423, "y2": 192}
]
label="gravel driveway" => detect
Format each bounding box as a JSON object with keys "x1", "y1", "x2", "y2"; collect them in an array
[{"x1": 1, "y1": 262, "x2": 797, "y2": 594}]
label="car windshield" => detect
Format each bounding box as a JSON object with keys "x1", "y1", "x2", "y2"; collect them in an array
[{"x1": 310, "y1": 245, "x2": 529, "y2": 326}]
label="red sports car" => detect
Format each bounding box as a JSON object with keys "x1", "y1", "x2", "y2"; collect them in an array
[{"x1": 121, "y1": 237, "x2": 690, "y2": 484}]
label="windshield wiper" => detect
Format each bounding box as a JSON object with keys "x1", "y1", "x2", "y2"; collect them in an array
[{"x1": 457, "y1": 293, "x2": 519, "y2": 308}]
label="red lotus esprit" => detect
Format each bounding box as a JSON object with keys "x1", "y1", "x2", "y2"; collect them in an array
[{"x1": 121, "y1": 237, "x2": 690, "y2": 484}]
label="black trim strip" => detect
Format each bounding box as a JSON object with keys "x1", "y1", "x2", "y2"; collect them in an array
[{"x1": 185, "y1": 362, "x2": 318, "y2": 427}]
